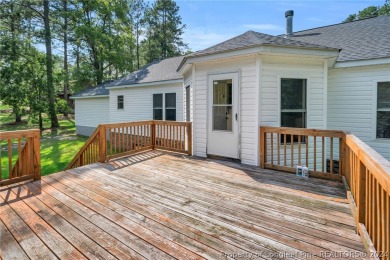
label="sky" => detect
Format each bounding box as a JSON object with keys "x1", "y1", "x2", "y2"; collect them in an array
[{"x1": 176, "y1": 0, "x2": 385, "y2": 51}]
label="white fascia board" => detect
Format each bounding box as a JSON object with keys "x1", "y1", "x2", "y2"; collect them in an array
[
  {"x1": 177, "y1": 63, "x2": 192, "y2": 75},
  {"x1": 108, "y1": 79, "x2": 183, "y2": 90},
  {"x1": 334, "y1": 57, "x2": 390, "y2": 68},
  {"x1": 186, "y1": 47, "x2": 262, "y2": 65},
  {"x1": 184, "y1": 46, "x2": 339, "y2": 66},
  {"x1": 71, "y1": 95, "x2": 109, "y2": 100},
  {"x1": 259, "y1": 46, "x2": 339, "y2": 58}
]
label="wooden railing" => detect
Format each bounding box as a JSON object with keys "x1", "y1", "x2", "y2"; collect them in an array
[
  {"x1": 67, "y1": 120, "x2": 192, "y2": 169},
  {"x1": 343, "y1": 134, "x2": 390, "y2": 259},
  {"x1": 260, "y1": 126, "x2": 390, "y2": 258},
  {"x1": 260, "y1": 126, "x2": 345, "y2": 180},
  {"x1": 0, "y1": 129, "x2": 41, "y2": 186}
]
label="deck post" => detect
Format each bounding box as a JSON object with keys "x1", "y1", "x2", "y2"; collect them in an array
[
  {"x1": 260, "y1": 127, "x2": 266, "y2": 168},
  {"x1": 151, "y1": 122, "x2": 156, "y2": 150},
  {"x1": 99, "y1": 125, "x2": 107, "y2": 163},
  {"x1": 357, "y1": 162, "x2": 367, "y2": 224},
  {"x1": 33, "y1": 130, "x2": 41, "y2": 180},
  {"x1": 187, "y1": 122, "x2": 192, "y2": 156}
]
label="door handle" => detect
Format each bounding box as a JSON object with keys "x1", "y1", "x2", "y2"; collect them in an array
[{"x1": 235, "y1": 113, "x2": 238, "y2": 121}]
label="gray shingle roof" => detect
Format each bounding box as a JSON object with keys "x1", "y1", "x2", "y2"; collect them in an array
[
  {"x1": 291, "y1": 15, "x2": 390, "y2": 62},
  {"x1": 72, "y1": 56, "x2": 184, "y2": 98},
  {"x1": 71, "y1": 80, "x2": 113, "y2": 98},
  {"x1": 187, "y1": 30, "x2": 338, "y2": 58},
  {"x1": 108, "y1": 56, "x2": 183, "y2": 87}
]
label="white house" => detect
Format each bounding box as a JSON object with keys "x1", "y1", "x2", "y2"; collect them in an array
[
  {"x1": 72, "y1": 56, "x2": 184, "y2": 136},
  {"x1": 72, "y1": 14, "x2": 390, "y2": 163}
]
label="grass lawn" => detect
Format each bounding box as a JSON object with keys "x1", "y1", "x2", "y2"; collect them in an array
[{"x1": 1, "y1": 105, "x2": 88, "y2": 179}]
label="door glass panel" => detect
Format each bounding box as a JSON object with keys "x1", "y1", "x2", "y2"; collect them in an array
[
  {"x1": 213, "y1": 106, "x2": 232, "y2": 131},
  {"x1": 212, "y1": 79, "x2": 233, "y2": 131},
  {"x1": 213, "y1": 80, "x2": 232, "y2": 105}
]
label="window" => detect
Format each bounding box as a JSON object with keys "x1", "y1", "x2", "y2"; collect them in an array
[
  {"x1": 213, "y1": 79, "x2": 233, "y2": 131},
  {"x1": 165, "y1": 93, "x2": 176, "y2": 121},
  {"x1": 281, "y1": 78, "x2": 307, "y2": 142},
  {"x1": 153, "y1": 93, "x2": 177, "y2": 121},
  {"x1": 185, "y1": 86, "x2": 190, "y2": 122},
  {"x1": 153, "y1": 94, "x2": 163, "y2": 120},
  {"x1": 117, "y1": 95, "x2": 124, "y2": 109},
  {"x1": 377, "y1": 81, "x2": 390, "y2": 138}
]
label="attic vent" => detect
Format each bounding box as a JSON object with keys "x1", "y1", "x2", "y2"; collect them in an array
[{"x1": 285, "y1": 10, "x2": 294, "y2": 38}]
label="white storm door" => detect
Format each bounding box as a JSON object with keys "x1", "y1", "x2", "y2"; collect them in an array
[{"x1": 207, "y1": 73, "x2": 239, "y2": 159}]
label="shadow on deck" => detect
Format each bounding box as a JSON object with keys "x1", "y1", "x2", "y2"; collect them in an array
[{"x1": 0, "y1": 151, "x2": 368, "y2": 259}]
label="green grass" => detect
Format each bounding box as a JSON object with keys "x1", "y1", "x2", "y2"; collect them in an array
[
  {"x1": 0, "y1": 101, "x2": 11, "y2": 111},
  {"x1": 1, "y1": 114, "x2": 88, "y2": 179}
]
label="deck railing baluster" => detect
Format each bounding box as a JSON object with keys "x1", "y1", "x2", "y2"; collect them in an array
[{"x1": 260, "y1": 126, "x2": 390, "y2": 258}]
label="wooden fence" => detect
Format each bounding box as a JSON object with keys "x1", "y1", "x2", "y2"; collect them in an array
[
  {"x1": 67, "y1": 120, "x2": 192, "y2": 169},
  {"x1": 0, "y1": 129, "x2": 41, "y2": 186},
  {"x1": 260, "y1": 126, "x2": 390, "y2": 258}
]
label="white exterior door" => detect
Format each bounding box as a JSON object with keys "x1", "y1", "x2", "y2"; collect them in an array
[{"x1": 207, "y1": 73, "x2": 239, "y2": 159}]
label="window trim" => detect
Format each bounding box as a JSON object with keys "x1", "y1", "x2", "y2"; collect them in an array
[
  {"x1": 278, "y1": 77, "x2": 308, "y2": 144},
  {"x1": 117, "y1": 95, "x2": 124, "y2": 110},
  {"x1": 185, "y1": 85, "x2": 191, "y2": 122},
  {"x1": 153, "y1": 93, "x2": 163, "y2": 120},
  {"x1": 279, "y1": 77, "x2": 308, "y2": 128},
  {"x1": 373, "y1": 80, "x2": 390, "y2": 140},
  {"x1": 165, "y1": 93, "x2": 177, "y2": 121},
  {"x1": 152, "y1": 92, "x2": 177, "y2": 121}
]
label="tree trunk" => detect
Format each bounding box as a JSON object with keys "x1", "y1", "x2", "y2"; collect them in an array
[
  {"x1": 15, "y1": 115, "x2": 22, "y2": 123},
  {"x1": 43, "y1": 0, "x2": 59, "y2": 128},
  {"x1": 13, "y1": 106, "x2": 22, "y2": 123},
  {"x1": 63, "y1": 0, "x2": 69, "y2": 117},
  {"x1": 136, "y1": 24, "x2": 140, "y2": 69},
  {"x1": 39, "y1": 112, "x2": 43, "y2": 130}
]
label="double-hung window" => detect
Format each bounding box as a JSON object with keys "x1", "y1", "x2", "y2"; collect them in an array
[
  {"x1": 153, "y1": 93, "x2": 176, "y2": 121},
  {"x1": 281, "y1": 78, "x2": 307, "y2": 142},
  {"x1": 153, "y1": 94, "x2": 163, "y2": 120},
  {"x1": 377, "y1": 82, "x2": 390, "y2": 139},
  {"x1": 117, "y1": 95, "x2": 124, "y2": 109},
  {"x1": 165, "y1": 93, "x2": 176, "y2": 121}
]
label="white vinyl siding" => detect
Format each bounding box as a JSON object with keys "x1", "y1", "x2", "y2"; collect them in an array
[
  {"x1": 109, "y1": 83, "x2": 183, "y2": 123},
  {"x1": 328, "y1": 64, "x2": 390, "y2": 160},
  {"x1": 260, "y1": 55, "x2": 326, "y2": 129},
  {"x1": 74, "y1": 97, "x2": 109, "y2": 134},
  {"x1": 193, "y1": 55, "x2": 258, "y2": 165},
  {"x1": 260, "y1": 56, "x2": 328, "y2": 169}
]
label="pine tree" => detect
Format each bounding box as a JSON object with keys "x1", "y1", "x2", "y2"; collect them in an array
[{"x1": 143, "y1": 0, "x2": 188, "y2": 63}]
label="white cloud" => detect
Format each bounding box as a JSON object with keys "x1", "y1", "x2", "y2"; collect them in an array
[{"x1": 243, "y1": 23, "x2": 284, "y2": 31}]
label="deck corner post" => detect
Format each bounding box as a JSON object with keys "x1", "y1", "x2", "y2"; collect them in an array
[
  {"x1": 260, "y1": 127, "x2": 266, "y2": 168},
  {"x1": 187, "y1": 122, "x2": 192, "y2": 156},
  {"x1": 99, "y1": 125, "x2": 107, "y2": 163},
  {"x1": 33, "y1": 130, "x2": 41, "y2": 180}
]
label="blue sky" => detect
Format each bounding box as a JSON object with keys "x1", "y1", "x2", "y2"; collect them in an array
[{"x1": 177, "y1": 0, "x2": 385, "y2": 51}]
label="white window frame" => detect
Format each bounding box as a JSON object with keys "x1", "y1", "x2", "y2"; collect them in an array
[
  {"x1": 279, "y1": 77, "x2": 308, "y2": 129},
  {"x1": 152, "y1": 93, "x2": 177, "y2": 121},
  {"x1": 165, "y1": 93, "x2": 177, "y2": 121},
  {"x1": 373, "y1": 80, "x2": 390, "y2": 140},
  {"x1": 117, "y1": 95, "x2": 124, "y2": 110}
]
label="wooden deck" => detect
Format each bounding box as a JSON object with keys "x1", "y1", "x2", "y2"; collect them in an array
[{"x1": 1, "y1": 151, "x2": 368, "y2": 259}]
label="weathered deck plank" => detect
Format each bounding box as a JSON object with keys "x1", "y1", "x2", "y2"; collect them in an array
[{"x1": 0, "y1": 151, "x2": 367, "y2": 259}]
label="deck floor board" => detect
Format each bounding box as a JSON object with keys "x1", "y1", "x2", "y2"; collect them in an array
[{"x1": 1, "y1": 151, "x2": 367, "y2": 259}]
